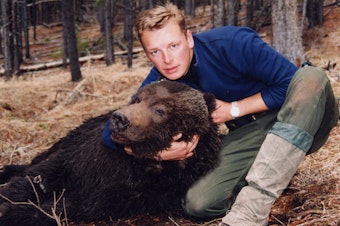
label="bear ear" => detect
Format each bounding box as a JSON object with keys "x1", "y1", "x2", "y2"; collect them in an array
[{"x1": 203, "y1": 93, "x2": 216, "y2": 113}]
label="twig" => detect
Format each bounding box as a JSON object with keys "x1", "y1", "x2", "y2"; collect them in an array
[
  {"x1": 52, "y1": 190, "x2": 67, "y2": 226},
  {"x1": 9, "y1": 144, "x2": 33, "y2": 165},
  {"x1": 55, "y1": 89, "x2": 103, "y2": 99},
  {"x1": 167, "y1": 216, "x2": 180, "y2": 226},
  {"x1": 0, "y1": 186, "x2": 68, "y2": 225},
  {"x1": 26, "y1": 175, "x2": 41, "y2": 207},
  {"x1": 52, "y1": 79, "x2": 89, "y2": 109},
  {"x1": 296, "y1": 215, "x2": 340, "y2": 226},
  {"x1": 296, "y1": 209, "x2": 324, "y2": 219},
  {"x1": 271, "y1": 214, "x2": 286, "y2": 226},
  {"x1": 200, "y1": 217, "x2": 223, "y2": 225},
  {"x1": 0, "y1": 193, "x2": 55, "y2": 220},
  {"x1": 62, "y1": 196, "x2": 69, "y2": 226}
]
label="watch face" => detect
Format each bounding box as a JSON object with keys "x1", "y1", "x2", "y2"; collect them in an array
[{"x1": 231, "y1": 107, "x2": 240, "y2": 117}]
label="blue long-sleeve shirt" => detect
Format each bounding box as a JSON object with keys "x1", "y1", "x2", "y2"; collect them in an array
[
  {"x1": 140, "y1": 26, "x2": 298, "y2": 110},
  {"x1": 103, "y1": 26, "x2": 298, "y2": 151}
]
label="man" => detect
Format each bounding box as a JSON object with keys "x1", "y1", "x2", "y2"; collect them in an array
[{"x1": 103, "y1": 2, "x2": 339, "y2": 225}]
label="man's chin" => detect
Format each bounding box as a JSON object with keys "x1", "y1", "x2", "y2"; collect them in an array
[{"x1": 162, "y1": 72, "x2": 184, "y2": 80}]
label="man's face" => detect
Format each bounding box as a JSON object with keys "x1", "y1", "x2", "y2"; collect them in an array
[{"x1": 140, "y1": 20, "x2": 194, "y2": 80}]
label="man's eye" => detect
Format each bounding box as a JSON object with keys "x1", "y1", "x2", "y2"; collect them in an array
[
  {"x1": 150, "y1": 50, "x2": 159, "y2": 55},
  {"x1": 170, "y1": 44, "x2": 177, "y2": 49},
  {"x1": 155, "y1": 109, "x2": 165, "y2": 116}
]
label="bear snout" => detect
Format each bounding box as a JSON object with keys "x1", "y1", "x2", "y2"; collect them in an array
[{"x1": 110, "y1": 111, "x2": 130, "y2": 132}]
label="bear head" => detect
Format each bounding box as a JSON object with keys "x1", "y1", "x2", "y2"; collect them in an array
[{"x1": 109, "y1": 80, "x2": 218, "y2": 159}]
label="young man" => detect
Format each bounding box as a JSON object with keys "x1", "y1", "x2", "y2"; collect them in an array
[{"x1": 103, "y1": 2, "x2": 339, "y2": 225}]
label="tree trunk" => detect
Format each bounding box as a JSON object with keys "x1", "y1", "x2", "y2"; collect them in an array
[
  {"x1": 97, "y1": 4, "x2": 105, "y2": 34},
  {"x1": 13, "y1": 1, "x2": 23, "y2": 73},
  {"x1": 214, "y1": 0, "x2": 225, "y2": 27},
  {"x1": 226, "y1": 0, "x2": 239, "y2": 26},
  {"x1": 23, "y1": 0, "x2": 30, "y2": 59},
  {"x1": 306, "y1": 0, "x2": 324, "y2": 28},
  {"x1": 62, "y1": 18, "x2": 68, "y2": 68},
  {"x1": 61, "y1": 0, "x2": 82, "y2": 81},
  {"x1": 246, "y1": 0, "x2": 254, "y2": 28},
  {"x1": 1, "y1": 0, "x2": 14, "y2": 79},
  {"x1": 137, "y1": 0, "x2": 150, "y2": 11},
  {"x1": 125, "y1": 0, "x2": 133, "y2": 68},
  {"x1": 0, "y1": 28, "x2": 2, "y2": 55},
  {"x1": 104, "y1": 0, "x2": 114, "y2": 65},
  {"x1": 184, "y1": 0, "x2": 195, "y2": 18},
  {"x1": 32, "y1": 0, "x2": 37, "y2": 40},
  {"x1": 272, "y1": 0, "x2": 304, "y2": 66}
]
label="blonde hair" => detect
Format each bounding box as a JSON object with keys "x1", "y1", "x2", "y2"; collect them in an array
[{"x1": 134, "y1": 2, "x2": 186, "y2": 39}]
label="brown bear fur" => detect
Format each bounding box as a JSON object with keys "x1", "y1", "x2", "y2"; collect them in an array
[{"x1": 0, "y1": 80, "x2": 220, "y2": 225}]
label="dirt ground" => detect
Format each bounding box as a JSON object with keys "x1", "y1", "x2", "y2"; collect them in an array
[{"x1": 0, "y1": 4, "x2": 339, "y2": 226}]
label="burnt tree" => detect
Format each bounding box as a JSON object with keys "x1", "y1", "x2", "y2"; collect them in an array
[
  {"x1": 22, "y1": 0, "x2": 30, "y2": 59},
  {"x1": 184, "y1": 0, "x2": 195, "y2": 18},
  {"x1": 61, "y1": 0, "x2": 82, "y2": 81},
  {"x1": 1, "y1": 0, "x2": 14, "y2": 79},
  {"x1": 125, "y1": 0, "x2": 134, "y2": 68},
  {"x1": 306, "y1": 0, "x2": 324, "y2": 28},
  {"x1": 214, "y1": 0, "x2": 225, "y2": 27},
  {"x1": 104, "y1": 0, "x2": 115, "y2": 65},
  {"x1": 225, "y1": 0, "x2": 239, "y2": 26},
  {"x1": 272, "y1": 0, "x2": 304, "y2": 66},
  {"x1": 246, "y1": 0, "x2": 254, "y2": 28}
]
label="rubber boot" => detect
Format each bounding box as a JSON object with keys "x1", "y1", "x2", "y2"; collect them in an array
[{"x1": 221, "y1": 128, "x2": 310, "y2": 226}]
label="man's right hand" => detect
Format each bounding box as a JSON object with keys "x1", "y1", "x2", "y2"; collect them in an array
[
  {"x1": 124, "y1": 133, "x2": 199, "y2": 161},
  {"x1": 158, "y1": 133, "x2": 199, "y2": 161}
]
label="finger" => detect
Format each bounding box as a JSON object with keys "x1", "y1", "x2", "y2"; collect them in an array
[
  {"x1": 187, "y1": 152, "x2": 194, "y2": 158},
  {"x1": 188, "y1": 135, "x2": 200, "y2": 152},
  {"x1": 124, "y1": 147, "x2": 134, "y2": 155},
  {"x1": 172, "y1": 133, "x2": 182, "y2": 141}
]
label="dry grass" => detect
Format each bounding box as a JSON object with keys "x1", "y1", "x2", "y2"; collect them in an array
[
  {"x1": 0, "y1": 5, "x2": 339, "y2": 226},
  {"x1": 0, "y1": 60, "x2": 149, "y2": 166}
]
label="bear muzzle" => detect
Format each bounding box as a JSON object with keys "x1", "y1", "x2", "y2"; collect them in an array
[
  {"x1": 110, "y1": 110, "x2": 130, "y2": 132},
  {"x1": 110, "y1": 111, "x2": 131, "y2": 143}
]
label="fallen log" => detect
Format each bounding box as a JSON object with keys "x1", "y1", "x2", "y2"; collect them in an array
[{"x1": 0, "y1": 47, "x2": 144, "y2": 74}]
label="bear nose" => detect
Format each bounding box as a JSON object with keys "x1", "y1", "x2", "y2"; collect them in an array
[{"x1": 110, "y1": 111, "x2": 130, "y2": 131}]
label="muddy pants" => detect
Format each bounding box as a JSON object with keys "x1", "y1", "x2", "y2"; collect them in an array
[{"x1": 182, "y1": 66, "x2": 339, "y2": 218}]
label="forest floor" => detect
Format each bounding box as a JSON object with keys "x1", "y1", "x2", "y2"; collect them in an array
[{"x1": 0, "y1": 4, "x2": 339, "y2": 226}]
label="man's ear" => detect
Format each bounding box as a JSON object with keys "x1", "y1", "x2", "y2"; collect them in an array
[
  {"x1": 186, "y1": 30, "x2": 194, "y2": 48},
  {"x1": 203, "y1": 93, "x2": 216, "y2": 113}
]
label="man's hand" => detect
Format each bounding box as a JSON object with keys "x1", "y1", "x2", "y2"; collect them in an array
[
  {"x1": 158, "y1": 134, "x2": 199, "y2": 160},
  {"x1": 211, "y1": 94, "x2": 269, "y2": 124},
  {"x1": 124, "y1": 133, "x2": 200, "y2": 161},
  {"x1": 211, "y1": 99, "x2": 233, "y2": 124}
]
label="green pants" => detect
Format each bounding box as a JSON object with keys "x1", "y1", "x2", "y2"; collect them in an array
[{"x1": 182, "y1": 66, "x2": 339, "y2": 218}]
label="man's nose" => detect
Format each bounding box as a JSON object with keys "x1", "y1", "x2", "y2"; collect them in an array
[{"x1": 162, "y1": 51, "x2": 173, "y2": 63}]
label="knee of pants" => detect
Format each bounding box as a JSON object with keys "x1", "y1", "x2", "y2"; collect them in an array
[
  {"x1": 182, "y1": 193, "x2": 227, "y2": 218},
  {"x1": 278, "y1": 66, "x2": 334, "y2": 134},
  {"x1": 182, "y1": 196, "x2": 208, "y2": 218},
  {"x1": 293, "y1": 67, "x2": 329, "y2": 98},
  {"x1": 295, "y1": 66, "x2": 327, "y2": 83}
]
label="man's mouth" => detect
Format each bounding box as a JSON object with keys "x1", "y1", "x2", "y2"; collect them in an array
[{"x1": 164, "y1": 65, "x2": 179, "y2": 74}]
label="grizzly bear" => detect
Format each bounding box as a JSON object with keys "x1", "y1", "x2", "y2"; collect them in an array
[{"x1": 0, "y1": 80, "x2": 220, "y2": 226}]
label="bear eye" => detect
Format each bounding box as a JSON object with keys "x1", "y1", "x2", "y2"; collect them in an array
[
  {"x1": 132, "y1": 96, "x2": 141, "y2": 103},
  {"x1": 155, "y1": 109, "x2": 165, "y2": 116}
]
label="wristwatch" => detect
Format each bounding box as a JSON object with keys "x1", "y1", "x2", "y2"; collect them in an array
[{"x1": 230, "y1": 101, "x2": 240, "y2": 119}]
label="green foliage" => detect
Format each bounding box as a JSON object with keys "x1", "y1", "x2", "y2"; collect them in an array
[
  {"x1": 50, "y1": 50, "x2": 63, "y2": 59},
  {"x1": 77, "y1": 39, "x2": 90, "y2": 55},
  {"x1": 42, "y1": 38, "x2": 51, "y2": 44},
  {"x1": 94, "y1": 0, "x2": 106, "y2": 7},
  {"x1": 38, "y1": 123, "x2": 51, "y2": 130}
]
